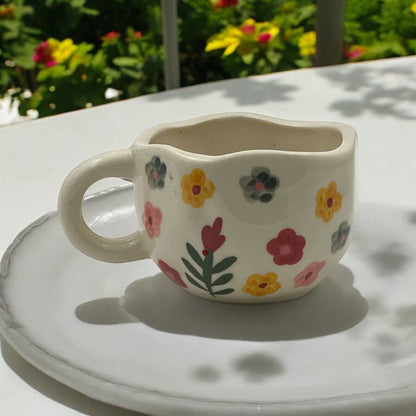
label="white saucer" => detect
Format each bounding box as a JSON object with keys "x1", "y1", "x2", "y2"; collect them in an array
[{"x1": 1, "y1": 186, "x2": 415, "y2": 416}]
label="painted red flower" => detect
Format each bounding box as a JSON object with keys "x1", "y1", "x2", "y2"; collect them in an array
[
  {"x1": 158, "y1": 260, "x2": 187, "y2": 288},
  {"x1": 201, "y1": 217, "x2": 225, "y2": 255},
  {"x1": 142, "y1": 201, "x2": 162, "y2": 238},
  {"x1": 294, "y1": 261, "x2": 326, "y2": 287},
  {"x1": 267, "y1": 228, "x2": 306, "y2": 265}
]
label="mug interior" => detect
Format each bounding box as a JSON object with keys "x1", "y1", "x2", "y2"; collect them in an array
[{"x1": 148, "y1": 116, "x2": 343, "y2": 156}]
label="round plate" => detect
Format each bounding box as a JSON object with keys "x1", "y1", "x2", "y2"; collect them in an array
[{"x1": 1, "y1": 186, "x2": 415, "y2": 416}]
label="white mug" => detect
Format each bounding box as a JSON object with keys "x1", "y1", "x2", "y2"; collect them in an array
[{"x1": 59, "y1": 113, "x2": 357, "y2": 303}]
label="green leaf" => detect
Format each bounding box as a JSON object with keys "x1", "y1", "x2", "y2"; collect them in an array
[
  {"x1": 113, "y1": 57, "x2": 140, "y2": 67},
  {"x1": 186, "y1": 243, "x2": 204, "y2": 267},
  {"x1": 241, "y1": 53, "x2": 254, "y2": 65},
  {"x1": 185, "y1": 273, "x2": 207, "y2": 291},
  {"x1": 212, "y1": 273, "x2": 233, "y2": 286},
  {"x1": 211, "y1": 256, "x2": 237, "y2": 275},
  {"x1": 213, "y1": 288, "x2": 234, "y2": 295},
  {"x1": 181, "y1": 258, "x2": 204, "y2": 282}
]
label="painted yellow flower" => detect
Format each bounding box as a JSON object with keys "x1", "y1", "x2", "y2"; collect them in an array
[
  {"x1": 181, "y1": 168, "x2": 215, "y2": 208},
  {"x1": 242, "y1": 272, "x2": 281, "y2": 297},
  {"x1": 49, "y1": 38, "x2": 77, "y2": 64},
  {"x1": 298, "y1": 31, "x2": 316, "y2": 56},
  {"x1": 316, "y1": 181, "x2": 342, "y2": 223}
]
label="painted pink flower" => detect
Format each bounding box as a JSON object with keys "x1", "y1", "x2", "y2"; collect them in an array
[
  {"x1": 201, "y1": 217, "x2": 225, "y2": 255},
  {"x1": 158, "y1": 260, "x2": 187, "y2": 288},
  {"x1": 294, "y1": 261, "x2": 326, "y2": 287},
  {"x1": 267, "y1": 228, "x2": 306, "y2": 265},
  {"x1": 142, "y1": 201, "x2": 162, "y2": 238}
]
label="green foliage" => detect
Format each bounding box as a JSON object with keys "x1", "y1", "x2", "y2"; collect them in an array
[
  {"x1": 1, "y1": 0, "x2": 416, "y2": 120},
  {"x1": 344, "y1": 0, "x2": 416, "y2": 60}
]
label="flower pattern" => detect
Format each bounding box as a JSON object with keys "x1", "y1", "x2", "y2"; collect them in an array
[
  {"x1": 316, "y1": 181, "x2": 342, "y2": 222},
  {"x1": 201, "y1": 217, "x2": 225, "y2": 255},
  {"x1": 142, "y1": 201, "x2": 162, "y2": 238},
  {"x1": 331, "y1": 221, "x2": 351, "y2": 253},
  {"x1": 240, "y1": 167, "x2": 279, "y2": 203},
  {"x1": 158, "y1": 260, "x2": 187, "y2": 288},
  {"x1": 294, "y1": 261, "x2": 326, "y2": 287},
  {"x1": 145, "y1": 156, "x2": 166, "y2": 189},
  {"x1": 181, "y1": 168, "x2": 215, "y2": 208},
  {"x1": 242, "y1": 272, "x2": 281, "y2": 297},
  {"x1": 267, "y1": 228, "x2": 306, "y2": 265}
]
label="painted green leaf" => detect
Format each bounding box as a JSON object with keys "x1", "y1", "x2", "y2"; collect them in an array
[
  {"x1": 214, "y1": 288, "x2": 234, "y2": 295},
  {"x1": 211, "y1": 256, "x2": 237, "y2": 275},
  {"x1": 186, "y1": 243, "x2": 204, "y2": 267},
  {"x1": 212, "y1": 273, "x2": 233, "y2": 286},
  {"x1": 204, "y1": 250, "x2": 213, "y2": 271},
  {"x1": 181, "y1": 257, "x2": 204, "y2": 282},
  {"x1": 185, "y1": 273, "x2": 207, "y2": 291}
]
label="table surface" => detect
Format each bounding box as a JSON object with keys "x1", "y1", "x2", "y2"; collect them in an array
[{"x1": 1, "y1": 56, "x2": 415, "y2": 416}]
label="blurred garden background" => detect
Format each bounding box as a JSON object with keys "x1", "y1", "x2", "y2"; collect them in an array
[{"x1": 1, "y1": 0, "x2": 416, "y2": 124}]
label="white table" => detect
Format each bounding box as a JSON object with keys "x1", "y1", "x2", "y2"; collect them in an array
[{"x1": 1, "y1": 56, "x2": 415, "y2": 415}]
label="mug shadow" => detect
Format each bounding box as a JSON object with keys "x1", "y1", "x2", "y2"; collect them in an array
[{"x1": 76, "y1": 264, "x2": 368, "y2": 341}]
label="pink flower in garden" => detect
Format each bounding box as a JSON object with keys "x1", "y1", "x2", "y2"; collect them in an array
[
  {"x1": 257, "y1": 32, "x2": 273, "y2": 43},
  {"x1": 267, "y1": 228, "x2": 306, "y2": 265},
  {"x1": 142, "y1": 201, "x2": 162, "y2": 238},
  {"x1": 201, "y1": 217, "x2": 225, "y2": 255},
  {"x1": 345, "y1": 45, "x2": 368, "y2": 61},
  {"x1": 294, "y1": 261, "x2": 326, "y2": 287},
  {"x1": 33, "y1": 41, "x2": 57, "y2": 67},
  {"x1": 158, "y1": 260, "x2": 187, "y2": 288}
]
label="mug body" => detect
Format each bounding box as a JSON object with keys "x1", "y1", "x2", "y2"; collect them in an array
[{"x1": 132, "y1": 113, "x2": 357, "y2": 303}]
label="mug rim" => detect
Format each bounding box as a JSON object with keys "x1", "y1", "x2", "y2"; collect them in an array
[{"x1": 133, "y1": 112, "x2": 357, "y2": 161}]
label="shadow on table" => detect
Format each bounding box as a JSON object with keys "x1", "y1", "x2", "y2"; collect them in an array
[
  {"x1": 147, "y1": 76, "x2": 298, "y2": 106},
  {"x1": 1, "y1": 337, "x2": 147, "y2": 416},
  {"x1": 76, "y1": 264, "x2": 368, "y2": 341},
  {"x1": 318, "y1": 60, "x2": 416, "y2": 120}
]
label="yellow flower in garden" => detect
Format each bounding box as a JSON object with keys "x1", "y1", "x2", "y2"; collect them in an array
[
  {"x1": 181, "y1": 168, "x2": 215, "y2": 208},
  {"x1": 205, "y1": 25, "x2": 244, "y2": 56},
  {"x1": 316, "y1": 181, "x2": 342, "y2": 223},
  {"x1": 205, "y1": 18, "x2": 279, "y2": 56},
  {"x1": 243, "y1": 272, "x2": 281, "y2": 297},
  {"x1": 411, "y1": 2, "x2": 416, "y2": 13},
  {"x1": 298, "y1": 31, "x2": 316, "y2": 56},
  {"x1": 50, "y1": 38, "x2": 77, "y2": 64}
]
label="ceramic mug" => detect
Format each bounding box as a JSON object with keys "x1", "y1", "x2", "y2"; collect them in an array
[{"x1": 58, "y1": 113, "x2": 357, "y2": 303}]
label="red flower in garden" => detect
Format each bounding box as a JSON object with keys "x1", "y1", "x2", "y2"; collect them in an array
[
  {"x1": 241, "y1": 23, "x2": 256, "y2": 36},
  {"x1": 142, "y1": 201, "x2": 162, "y2": 238},
  {"x1": 158, "y1": 260, "x2": 187, "y2": 288},
  {"x1": 101, "y1": 31, "x2": 120, "y2": 44},
  {"x1": 267, "y1": 228, "x2": 306, "y2": 265},
  {"x1": 212, "y1": 0, "x2": 238, "y2": 9},
  {"x1": 257, "y1": 32, "x2": 272, "y2": 43},
  {"x1": 201, "y1": 217, "x2": 225, "y2": 255},
  {"x1": 294, "y1": 261, "x2": 326, "y2": 287},
  {"x1": 134, "y1": 30, "x2": 142, "y2": 38},
  {"x1": 33, "y1": 41, "x2": 57, "y2": 67}
]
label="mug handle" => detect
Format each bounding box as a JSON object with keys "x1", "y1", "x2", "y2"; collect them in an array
[{"x1": 58, "y1": 148, "x2": 153, "y2": 263}]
